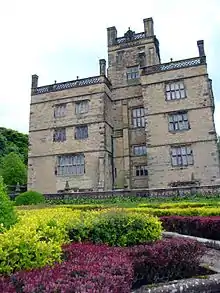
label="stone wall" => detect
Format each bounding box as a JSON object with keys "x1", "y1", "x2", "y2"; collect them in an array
[
  {"x1": 141, "y1": 61, "x2": 220, "y2": 188},
  {"x1": 28, "y1": 80, "x2": 113, "y2": 193}
]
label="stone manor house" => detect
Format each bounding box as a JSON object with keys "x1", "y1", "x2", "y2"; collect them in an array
[{"x1": 28, "y1": 17, "x2": 220, "y2": 193}]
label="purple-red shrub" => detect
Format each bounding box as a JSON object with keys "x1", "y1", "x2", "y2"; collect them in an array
[
  {"x1": 0, "y1": 276, "x2": 15, "y2": 293},
  {"x1": 127, "y1": 238, "x2": 206, "y2": 286},
  {"x1": 9, "y1": 243, "x2": 133, "y2": 293},
  {"x1": 161, "y1": 216, "x2": 220, "y2": 240},
  {"x1": 0, "y1": 239, "x2": 205, "y2": 292}
]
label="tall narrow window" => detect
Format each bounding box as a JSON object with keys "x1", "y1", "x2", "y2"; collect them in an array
[
  {"x1": 165, "y1": 81, "x2": 186, "y2": 100},
  {"x1": 53, "y1": 128, "x2": 66, "y2": 142},
  {"x1": 127, "y1": 66, "x2": 139, "y2": 80},
  {"x1": 75, "y1": 100, "x2": 89, "y2": 114},
  {"x1": 56, "y1": 154, "x2": 85, "y2": 176},
  {"x1": 75, "y1": 125, "x2": 88, "y2": 140},
  {"x1": 54, "y1": 104, "x2": 66, "y2": 118},
  {"x1": 168, "y1": 112, "x2": 190, "y2": 132},
  {"x1": 171, "y1": 146, "x2": 194, "y2": 167},
  {"x1": 132, "y1": 108, "x2": 145, "y2": 128}
]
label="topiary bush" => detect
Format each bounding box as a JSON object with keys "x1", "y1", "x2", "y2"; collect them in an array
[
  {"x1": 0, "y1": 176, "x2": 17, "y2": 231},
  {"x1": 15, "y1": 190, "x2": 45, "y2": 206},
  {"x1": 86, "y1": 210, "x2": 162, "y2": 246}
]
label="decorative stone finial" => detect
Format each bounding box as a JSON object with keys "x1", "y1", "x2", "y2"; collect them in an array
[{"x1": 64, "y1": 180, "x2": 70, "y2": 191}]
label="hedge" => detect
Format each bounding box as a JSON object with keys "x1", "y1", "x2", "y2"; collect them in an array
[
  {"x1": 0, "y1": 208, "x2": 97, "y2": 274},
  {"x1": 127, "y1": 207, "x2": 220, "y2": 216},
  {"x1": 161, "y1": 216, "x2": 220, "y2": 240},
  {"x1": 129, "y1": 238, "x2": 205, "y2": 287},
  {"x1": 0, "y1": 239, "x2": 205, "y2": 292},
  {"x1": 80, "y1": 210, "x2": 162, "y2": 246},
  {"x1": 0, "y1": 208, "x2": 161, "y2": 274},
  {"x1": 15, "y1": 191, "x2": 45, "y2": 206}
]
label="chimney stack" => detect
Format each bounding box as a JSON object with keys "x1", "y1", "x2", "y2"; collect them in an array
[
  {"x1": 31, "y1": 74, "x2": 38, "y2": 89},
  {"x1": 99, "y1": 59, "x2": 106, "y2": 76},
  {"x1": 197, "y1": 40, "x2": 205, "y2": 57},
  {"x1": 107, "y1": 26, "x2": 117, "y2": 46},
  {"x1": 143, "y1": 18, "x2": 154, "y2": 36}
]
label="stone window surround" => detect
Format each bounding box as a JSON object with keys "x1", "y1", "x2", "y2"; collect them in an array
[
  {"x1": 56, "y1": 153, "x2": 85, "y2": 176},
  {"x1": 126, "y1": 65, "x2": 140, "y2": 80},
  {"x1": 54, "y1": 103, "x2": 67, "y2": 118},
  {"x1": 168, "y1": 111, "x2": 190, "y2": 132},
  {"x1": 131, "y1": 106, "x2": 145, "y2": 128},
  {"x1": 170, "y1": 145, "x2": 194, "y2": 167},
  {"x1": 135, "y1": 165, "x2": 148, "y2": 177},
  {"x1": 165, "y1": 79, "x2": 187, "y2": 101},
  {"x1": 53, "y1": 127, "x2": 66, "y2": 142},
  {"x1": 74, "y1": 125, "x2": 88, "y2": 140},
  {"x1": 133, "y1": 144, "x2": 147, "y2": 156},
  {"x1": 75, "y1": 99, "x2": 89, "y2": 114}
]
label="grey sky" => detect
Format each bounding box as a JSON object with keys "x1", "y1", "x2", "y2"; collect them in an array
[{"x1": 0, "y1": 0, "x2": 219, "y2": 134}]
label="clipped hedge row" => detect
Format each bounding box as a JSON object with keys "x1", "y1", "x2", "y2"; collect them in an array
[
  {"x1": 68, "y1": 210, "x2": 162, "y2": 246},
  {"x1": 127, "y1": 207, "x2": 220, "y2": 216},
  {"x1": 129, "y1": 238, "x2": 205, "y2": 287},
  {"x1": 161, "y1": 216, "x2": 220, "y2": 240},
  {"x1": 44, "y1": 194, "x2": 220, "y2": 206},
  {"x1": 0, "y1": 239, "x2": 205, "y2": 292},
  {"x1": 139, "y1": 201, "x2": 220, "y2": 209},
  {"x1": 0, "y1": 208, "x2": 162, "y2": 275}
]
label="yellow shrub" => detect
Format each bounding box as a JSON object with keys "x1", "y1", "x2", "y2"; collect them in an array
[{"x1": 0, "y1": 208, "x2": 100, "y2": 275}]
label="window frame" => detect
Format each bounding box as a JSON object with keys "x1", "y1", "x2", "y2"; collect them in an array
[
  {"x1": 133, "y1": 145, "x2": 147, "y2": 156},
  {"x1": 132, "y1": 107, "x2": 145, "y2": 128},
  {"x1": 75, "y1": 100, "x2": 89, "y2": 115},
  {"x1": 170, "y1": 145, "x2": 194, "y2": 167},
  {"x1": 54, "y1": 103, "x2": 67, "y2": 118},
  {"x1": 168, "y1": 111, "x2": 190, "y2": 132},
  {"x1": 126, "y1": 66, "x2": 140, "y2": 80},
  {"x1": 74, "y1": 125, "x2": 88, "y2": 140},
  {"x1": 165, "y1": 80, "x2": 186, "y2": 101},
  {"x1": 135, "y1": 165, "x2": 148, "y2": 177},
  {"x1": 53, "y1": 128, "x2": 66, "y2": 142},
  {"x1": 56, "y1": 153, "x2": 85, "y2": 176}
]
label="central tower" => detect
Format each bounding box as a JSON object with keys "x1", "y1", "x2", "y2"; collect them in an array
[{"x1": 107, "y1": 18, "x2": 161, "y2": 189}]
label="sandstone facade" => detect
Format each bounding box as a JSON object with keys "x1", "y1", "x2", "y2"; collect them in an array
[{"x1": 28, "y1": 18, "x2": 220, "y2": 193}]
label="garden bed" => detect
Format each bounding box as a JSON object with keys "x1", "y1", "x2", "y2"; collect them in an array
[
  {"x1": 161, "y1": 216, "x2": 220, "y2": 240},
  {"x1": 0, "y1": 239, "x2": 213, "y2": 293},
  {"x1": 2, "y1": 188, "x2": 220, "y2": 292}
]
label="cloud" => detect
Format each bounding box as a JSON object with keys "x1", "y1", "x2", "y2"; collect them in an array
[{"x1": 0, "y1": 0, "x2": 219, "y2": 134}]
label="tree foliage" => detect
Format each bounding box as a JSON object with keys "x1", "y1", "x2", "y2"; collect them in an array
[
  {"x1": 0, "y1": 127, "x2": 28, "y2": 165},
  {"x1": 1, "y1": 152, "x2": 27, "y2": 186}
]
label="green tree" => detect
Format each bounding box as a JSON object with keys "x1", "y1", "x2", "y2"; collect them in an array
[
  {"x1": 0, "y1": 127, "x2": 28, "y2": 165},
  {"x1": 1, "y1": 152, "x2": 27, "y2": 187}
]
